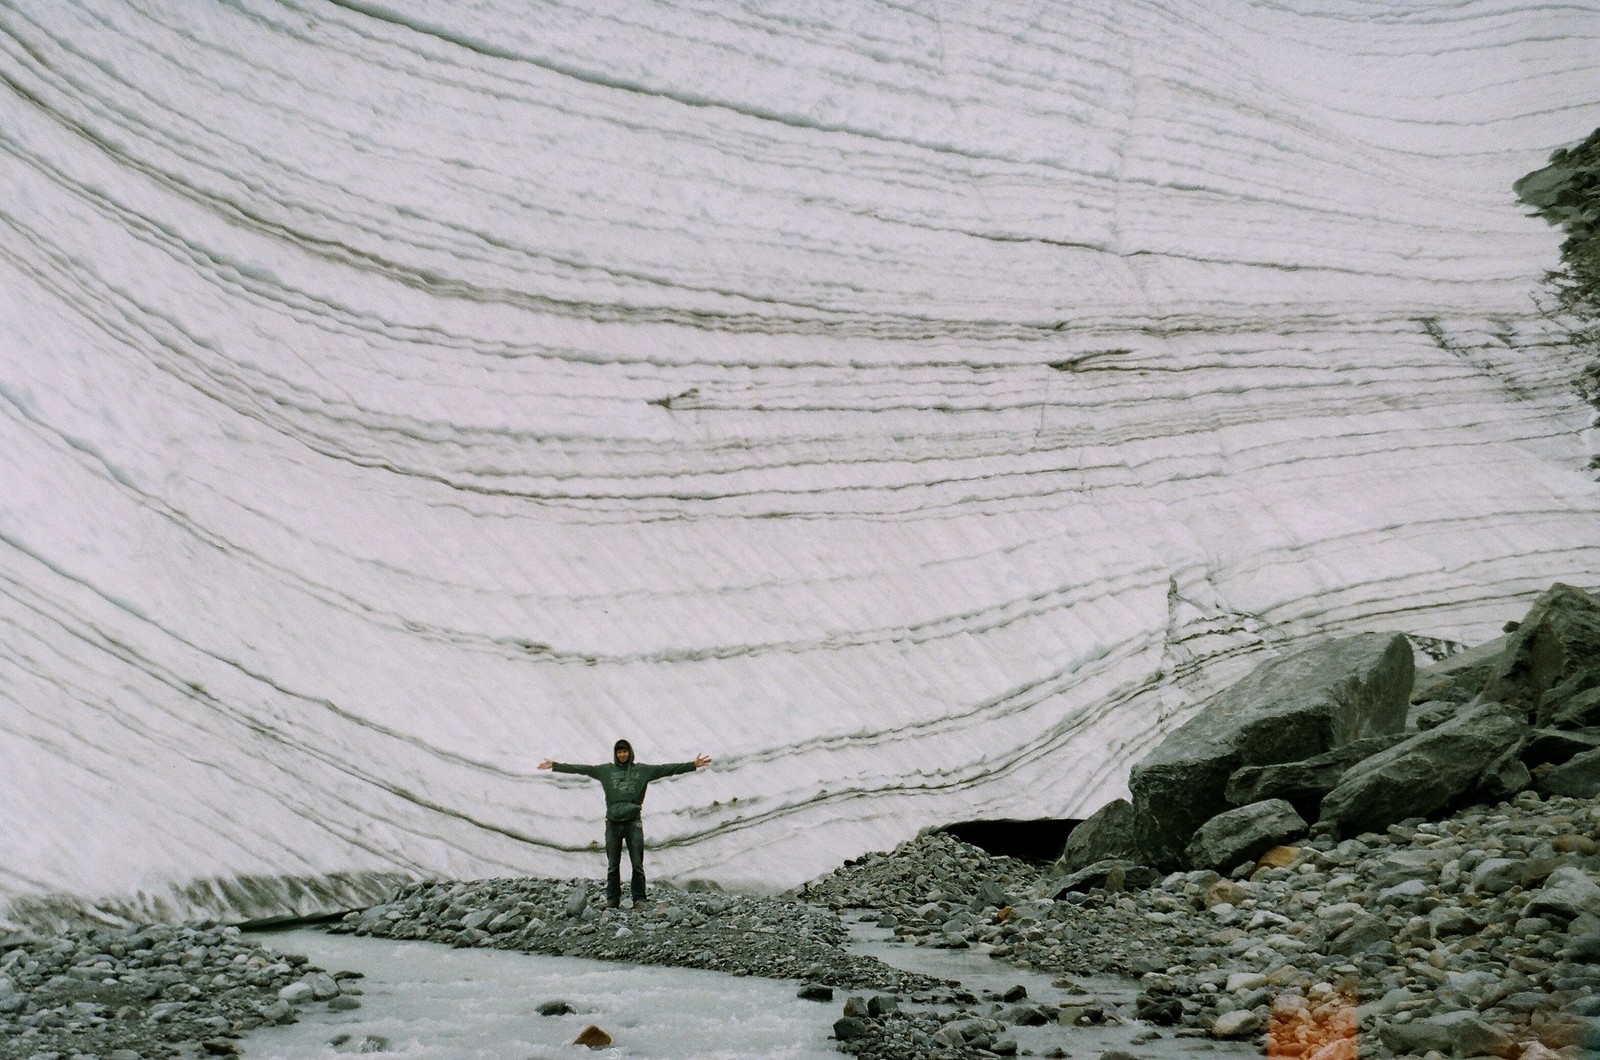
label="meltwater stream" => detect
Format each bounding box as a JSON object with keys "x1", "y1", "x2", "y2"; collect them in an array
[
  {"x1": 241, "y1": 924, "x2": 1262, "y2": 1059},
  {"x1": 242, "y1": 928, "x2": 839, "y2": 1059}
]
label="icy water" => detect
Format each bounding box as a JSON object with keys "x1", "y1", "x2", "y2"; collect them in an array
[
  {"x1": 241, "y1": 924, "x2": 1261, "y2": 1059},
  {"x1": 243, "y1": 928, "x2": 839, "y2": 1059}
]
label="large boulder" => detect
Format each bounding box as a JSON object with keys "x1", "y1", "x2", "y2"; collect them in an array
[
  {"x1": 1184, "y1": 799, "x2": 1307, "y2": 873},
  {"x1": 1046, "y1": 859, "x2": 1159, "y2": 897},
  {"x1": 1224, "y1": 734, "x2": 1406, "y2": 820},
  {"x1": 1318, "y1": 701, "x2": 1529, "y2": 837},
  {"x1": 1547, "y1": 682, "x2": 1600, "y2": 729},
  {"x1": 1523, "y1": 866, "x2": 1600, "y2": 921},
  {"x1": 1055, "y1": 799, "x2": 1140, "y2": 874},
  {"x1": 1130, "y1": 633, "x2": 1414, "y2": 868},
  {"x1": 1536, "y1": 746, "x2": 1600, "y2": 799},
  {"x1": 1410, "y1": 635, "x2": 1509, "y2": 705},
  {"x1": 1479, "y1": 583, "x2": 1600, "y2": 724},
  {"x1": 1522, "y1": 727, "x2": 1600, "y2": 767}
]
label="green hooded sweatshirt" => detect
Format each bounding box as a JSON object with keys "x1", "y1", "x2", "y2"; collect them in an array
[{"x1": 552, "y1": 741, "x2": 697, "y2": 823}]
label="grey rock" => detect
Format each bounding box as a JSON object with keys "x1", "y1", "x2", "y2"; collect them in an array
[
  {"x1": 1425, "y1": 1010, "x2": 1518, "y2": 1058},
  {"x1": 1524, "y1": 866, "x2": 1600, "y2": 920},
  {"x1": 1428, "y1": 905, "x2": 1480, "y2": 938},
  {"x1": 1479, "y1": 583, "x2": 1600, "y2": 724},
  {"x1": 1131, "y1": 632, "x2": 1413, "y2": 868},
  {"x1": 277, "y1": 981, "x2": 313, "y2": 1004},
  {"x1": 1549, "y1": 684, "x2": 1600, "y2": 729},
  {"x1": 1005, "y1": 1002, "x2": 1050, "y2": 1025},
  {"x1": 797, "y1": 984, "x2": 832, "y2": 1002},
  {"x1": 1318, "y1": 700, "x2": 1528, "y2": 837},
  {"x1": 1523, "y1": 727, "x2": 1600, "y2": 766},
  {"x1": 1564, "y1": 931, "x2": 1600, "y2": 961},
  {"x1": 1137, "y1": 994, "x2": 1183, "y2": 1024},
  {"x1": 1375, "y1": 878, "x2": 1428, "y2": 907},
  {"x1": 147, "y1": 1000, "x2": 188, "y2": 1022},
  {"x1": 1224, "y1": 734, "x2": 1406, "y2": 818},
  {"x1": 537, "y1": 999, "x2": 575, "y2": 1016},
  {"x1": 486, "y1": 911, "x2": 523, "y2": 933},
  {"x1": 1184, "y1": 799, "x2": 1307, "y2": 872},
  {"x1": 1536, "y1": 746, "x2": 1600, "y2": 798},
  {"x1": 1412, "y1": 700, "x2": 1462, "y2": 730},
  {"x1": 842, "y1": 995, "x2": 868, "y2": 1018},
  {"x1": 867, "y1": 994, "x2": 899, "y2": 1016},
  {"x1": 1048, "y1": 859, "x2": 1160, "y2": 897},
  {"x1": 564, "y1": 889, "x2": 588, "y2": 919},
  {"x1": 1471, "y1": 858, "x2": 1527, "y2": 894},
  {"x1": 832, "y1": 1016, "x2": 869, "y2": 1041},
  {"x1": 304, "y1": 972, "x2": 340, "y2": 1001},
  {"x1": 972, "y1": 880, "x2": 1009, "y2": 909},
  {"x1": 1476, "y1": 750, "x2": 1532, "y2": 800},
  {"x1": 1210, "y1": 1009, "x2": 1261, "y2": 1038},
  {"x1": 1370, "y1": 848, "x2": 1442, "y2": 888},
  {"x1": 1412, "y1": 636, "x2": 1508, "y2": 705},
  {"x1": 1328, "y1": 913, "x2": 1391, "y2": 956},
  {"x1": 326, "y1": 995, "x2": 361, "y2": 1011},
  {"x1": 1057, "y1": 799, "x2": 1142, "y2": 874},
  {"x1": 260, "y1": 999, "x2": 294, "y2": 1025},
  {"x1": 1379, "y1": 1019, "x2": 1453, "y2": 1056}
]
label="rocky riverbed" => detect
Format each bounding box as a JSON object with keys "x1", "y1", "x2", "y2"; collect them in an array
[{"x1": 8, "y1": 787, "x2": 1594, "y2": 1060}]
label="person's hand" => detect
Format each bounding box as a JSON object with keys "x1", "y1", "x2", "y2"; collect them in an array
[
  {"x1": 694, "y1": 754, "x2": 712, "y2": 769},
  {"x1": 537, "y1": 760, "x2": 554, "y2": 770}
]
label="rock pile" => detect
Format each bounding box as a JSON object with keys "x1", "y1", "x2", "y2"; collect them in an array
[
  {"x1": 329, "y1": 876, "x2": 947, "y2": 996},
  {"x1": 805, "y1": 791, "x2": 1600, "y2": 1058},
  {"x1": 804, "y1": 830, "x2": 1039, "y2": 915},
  {"x1": 803, "y1": 582, "x2": 1600, "y2": 1058},
  {"x1": 1064, "y1": 583, "x2": 1600, "y2": 885},
  {"x1": 0, "y1": 921, "x2": 357, "y2": 1060}
]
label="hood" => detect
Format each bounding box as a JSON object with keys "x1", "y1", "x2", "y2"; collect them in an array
[{"x1": 613, "y1": 739, "x2": 634, "y2": 767}]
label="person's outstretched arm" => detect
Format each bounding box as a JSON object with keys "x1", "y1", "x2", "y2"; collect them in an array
[
  {"x1": 539, "y1": 760, "x2": 602, "y2": 777},
  {"x1": 645, "y1": 754, "x2": 712, "y2": 780}
]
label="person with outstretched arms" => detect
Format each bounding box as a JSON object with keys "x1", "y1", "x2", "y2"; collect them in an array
[{"x1": 539, "y1": 739, "x2": 712, "y2": 908}]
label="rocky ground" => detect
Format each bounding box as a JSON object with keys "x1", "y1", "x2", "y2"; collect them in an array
[
  {"x1": 327, "y1": 876, "x2": 948, "y2": 997},
  {"x1": 0, "y1": 921, "x2": 363, "y2": 1060},
  {"x1": 6, "y1": 797, "x2": 1596, "y2": 1060},
  {"x1": 807, "y1": 801, "x2": 1600, "y2": 1059}
]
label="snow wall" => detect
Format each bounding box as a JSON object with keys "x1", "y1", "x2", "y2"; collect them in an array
[{"x1": 4, "y1": 0, "x2": 1600, "y2": 932}]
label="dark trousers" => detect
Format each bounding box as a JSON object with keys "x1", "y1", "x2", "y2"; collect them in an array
[{"x1": 605, "y1": 817, "x2": 646, "y2": 905}]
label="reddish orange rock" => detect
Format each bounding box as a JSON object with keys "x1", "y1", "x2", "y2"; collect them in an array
[
  {"x1": 573, "y1": 1025, "x2": 613, "y2": 1049},
  {"x1": 1257, "y1": 845, "x2": 1300, "y2": 869}
]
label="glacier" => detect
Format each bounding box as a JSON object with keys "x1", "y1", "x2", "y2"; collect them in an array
[{"x1": 2, "y1": 0, "x2": 1600, "y2": 933}]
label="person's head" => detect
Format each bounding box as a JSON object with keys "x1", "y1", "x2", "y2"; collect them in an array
[{"x1": 614, "y1": 739, "x2": 633, "y2": 766}]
